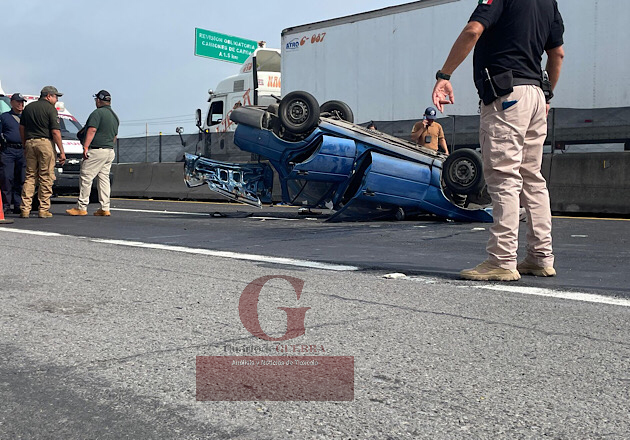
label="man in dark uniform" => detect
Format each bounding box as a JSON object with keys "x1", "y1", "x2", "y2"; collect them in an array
[
  {"x1": 19, "y1": 86, "x2": 66, "y2": 218},
  {"x1": 432, "y1": 0, "x2": 564, "y2": 281},
  {"x1": 0, "y1": 93, "x2": 27, "y2": 214}
]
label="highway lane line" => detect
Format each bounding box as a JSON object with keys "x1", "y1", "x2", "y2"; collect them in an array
[
  {"x1": 109, "y1": 208, "x2": 299, "y2": 221},
  {"x1": 0, "y1": 227, "x2": 358, "y2": 272},
  {"x1": 91, "y1": 239, "x2": 359, "y2": 271},
  {"x1": 110, "y1": 208, "x2": 211, "y2": 216},
  {"x1": 473, "y1": 285, "x2": 630, "y2": 308}
]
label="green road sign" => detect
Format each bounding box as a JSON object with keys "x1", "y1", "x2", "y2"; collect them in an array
[{"x1": 195, "y1": 28, "x2": 258, "y2": 64}]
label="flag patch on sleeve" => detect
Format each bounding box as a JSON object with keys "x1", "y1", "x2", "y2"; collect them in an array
[{"x1": 479, "y1": 0, "x2": 493, "y2": 4}]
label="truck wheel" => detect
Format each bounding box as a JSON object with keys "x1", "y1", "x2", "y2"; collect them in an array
[
  {"x1": 320, "y1": 100, "x2": 354, "y2": 123},
  {"x1": 443, "y1": 148, "x2": 485, "y2": 195},
  {"x1": 278, "y1": 91, "x2": 320, "y2": 134}
]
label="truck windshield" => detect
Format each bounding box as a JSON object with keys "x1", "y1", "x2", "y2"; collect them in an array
[
  {"x1": 59, "y1": 116, "x2": 83, "y2": 140},
  {"x1": 256, "y1": 50, "x2": 281, "y2": 72},
  {"x1": 0, "y1": 96, "x2": 10, "y2": 113}
]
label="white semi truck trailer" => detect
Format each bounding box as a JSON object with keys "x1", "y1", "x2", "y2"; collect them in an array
[{"x1": 280, "y1": 0, "x2": 630, "y2": 127}]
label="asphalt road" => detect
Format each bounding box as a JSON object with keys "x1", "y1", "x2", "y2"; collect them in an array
[{"x1": 1, "y1": 198, "x2": 629, "y2": 439}]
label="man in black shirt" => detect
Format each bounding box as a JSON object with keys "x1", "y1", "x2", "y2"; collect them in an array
[{"x1": 432, "y1": 0, "x2": 565, "y2": 281}]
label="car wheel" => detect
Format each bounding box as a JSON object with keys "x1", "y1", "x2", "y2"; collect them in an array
[
  {"x1": 278, "y1": 91, "x2": 320, "y2": 134},
  {"x1": 320, "y1": 100, "x2": 354, "y2": 123},
  {"x1": 443, "y1": 148, "x2": 485, "y2": 195}
]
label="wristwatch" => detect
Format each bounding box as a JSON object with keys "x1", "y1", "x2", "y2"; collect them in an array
[{"x1": 436, "y1": 70, "x2": 451, "y2": 81}]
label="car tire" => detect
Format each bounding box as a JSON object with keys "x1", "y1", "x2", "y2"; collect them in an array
[
  {"x1": 278, "y1": 91, "x2": 320, "y2": 134},
  {"x1": 443, "y1": 148, "x2": 485, "y2": 195},
  {"x1": 320, "y1": 100, "x2": 354, "y2": 123}
]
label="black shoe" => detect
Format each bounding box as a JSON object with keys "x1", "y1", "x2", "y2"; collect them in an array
[{"x1": 12, "y1": 206, "x2": 21, "y2": 214}]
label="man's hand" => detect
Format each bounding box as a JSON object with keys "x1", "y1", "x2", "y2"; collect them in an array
[
  {"x1": 83, "y1": 147, "x2": 89, "y2": 160},
  {"x1": 58, "y1": 152, "x2": 66, "y2": 165},
  {"x1": 432, "y1": 79, "x2": 454, "y2": 113},
  {"x1": 423, "y1": 119, "x2": 430, "y2": 127}
]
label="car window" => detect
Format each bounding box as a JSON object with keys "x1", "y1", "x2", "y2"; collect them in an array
[
  {"x1": 207, "y1": 100, "x2": 224, "y2": 126},
  {"x1": 0, "y1": 96, "x2": 10, "y2": 113},
  {"x1": 59, "y1": 116, "x2": 83, "y2": 140}
]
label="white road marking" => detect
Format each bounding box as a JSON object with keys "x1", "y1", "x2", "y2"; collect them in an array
[
  {"x1": 0, "y1": 227, "x2": 358, "y2": 272},
  {"x1": 91, "y1": 239, "x2": 359, "y2": 271},
  {"x1": 0, "y1": 227, "x2": 65, "y2": 237},
  {"x1": 473, "y1": 285, "x2": 630, "y2": 308},
  {"x1": 110, "y1": 208, "x2": 210, "y2": 216}
]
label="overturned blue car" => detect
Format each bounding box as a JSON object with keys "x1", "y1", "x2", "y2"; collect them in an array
[{"x1": 185, "y1": 91, "x2": 492, "y2": 222}]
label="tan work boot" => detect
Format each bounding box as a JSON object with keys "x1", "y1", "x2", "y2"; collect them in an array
[
  {"x1": 20, "y1": 211, "x2": 30, "y2": 218},
  {"x1": 517, "y1": 260, "x2": 556, "y2": 277},
  {"x1": 460, "y1": 260, "x2": 521, "y2": 281},
  {"x1": 38, "y1": 211, "x2": 53, "y2": 219},
  {"x1": 94, "y1": 209, "x2": 111, "y2": 217},
  {"x1": 66, "y1": 208, "x2": 88, "y2": 216}
]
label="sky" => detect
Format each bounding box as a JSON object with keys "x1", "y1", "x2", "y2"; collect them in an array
[{"x1": 2, "y1": 0, "x2": 404, "y2": 138}]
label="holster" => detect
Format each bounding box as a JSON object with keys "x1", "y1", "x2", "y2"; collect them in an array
[{"x1": 475, "y1": 70, "x2": 514, "y2": 105}]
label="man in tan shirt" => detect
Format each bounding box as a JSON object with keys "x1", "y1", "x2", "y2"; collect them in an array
[{"x1": 410, "y1": 107, "x2": 449, "y2": 155}]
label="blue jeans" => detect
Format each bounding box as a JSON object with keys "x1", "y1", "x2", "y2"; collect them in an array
[{"x1": 0, "y1": 147, "x2": 26, "y2": 209}]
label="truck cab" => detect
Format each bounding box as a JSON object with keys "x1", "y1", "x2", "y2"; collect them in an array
[{"x1": 200, "y1": 47, "x2": 281, "y2": 133}]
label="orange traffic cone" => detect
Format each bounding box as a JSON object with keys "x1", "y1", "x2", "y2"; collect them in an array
[{"x1": 0, "y1": 196, "x2": 15, "y2": 224}]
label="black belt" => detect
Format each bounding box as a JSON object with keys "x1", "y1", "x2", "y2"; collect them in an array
[
  {"x1": 4, "y1": 143, "x2": 23, "y2": 149},
  {"x1": 513, "y1": 78, "x2": 541, "y2": 87}
]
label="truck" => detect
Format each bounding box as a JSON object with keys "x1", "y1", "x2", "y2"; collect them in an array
[
  {"x1": 190, "y1": 46, "x2": 282, "y2": 162},
  {"x1": 280, "y1": 0, "x2": 630, "y2": 150},
  {"x1": 197, "y1": 47, "x2": 281, "y2": 133}
]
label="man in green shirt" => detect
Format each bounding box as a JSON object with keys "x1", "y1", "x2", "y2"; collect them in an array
[
  {"x1": 67, "y1": 90, "x2": 119, "y2": 217},
  {"x1": 19, "y1": 86, "x2": 66, "y2": 218}
]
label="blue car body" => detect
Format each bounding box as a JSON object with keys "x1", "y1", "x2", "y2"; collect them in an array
[{"x1": 185, "y1": 107, "x2": 492, "y2": 222}]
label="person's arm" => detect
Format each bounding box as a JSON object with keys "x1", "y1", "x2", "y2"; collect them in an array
[
  {"x1": 439, "y1": 138, "x2": 449, "y2": 155},
  {"x1": 432, "y1": 21, "x2": 485, "y2": 112},
  {"x1": 545, "y1": 45, "x2": 564, "y2": 90},
  {"x1": 51, "y1": 129, "x2": 66, "y2": 165},
  {"x1": 410, "y1": 122, "x2": 426, "y2": 143},
  {"x1": 82, "y1": 127, "x2": 97, "y2": 160},
  {"x1": 19, "y1": 125, "x2": 26, "y2": 146}
]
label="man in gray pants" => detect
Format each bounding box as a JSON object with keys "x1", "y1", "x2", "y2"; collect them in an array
[{"x1": 67, "y1": 90, "x2": 119, "y2": 217}]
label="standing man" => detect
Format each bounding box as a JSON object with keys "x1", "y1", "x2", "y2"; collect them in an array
[
  {"x1": 432, "y1": 0, "x2": 564, "y2": 281},
  {"x1": 410, "y1": 107, "x2": 449, "y2": 155},
  {"x1": 0, "y1": 93, "x2": 27, "y2": 214},
  {"x1": 20, "y1": 86, "x2": 66, "y2": 218},
  {"x1": 66, "y1": 90, "x2": 119, "y2": 217}
]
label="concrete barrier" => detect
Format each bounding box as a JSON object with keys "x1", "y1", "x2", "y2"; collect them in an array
[
  {"x1": 111, "y1": 163, "x2": 154, "y2": 198},
  {"x1": 548, "y1": 152, "x2": 630, "y2": 214}
]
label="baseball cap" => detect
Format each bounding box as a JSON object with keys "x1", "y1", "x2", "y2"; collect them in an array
[
  {"x1": 424, "y1": 107, "x2": 437, "y2": 120},
  {"x1": 10, "y1": 93, "x2": 26, "y2": 102},
  {"x1": 94, "y1": 90, "x2": 111, "y2": 102},
  {"x1": 41, "y1": 86, "x2": 63, "y2": 97}
]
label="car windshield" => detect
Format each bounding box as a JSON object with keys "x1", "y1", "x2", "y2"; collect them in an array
[
  {"x1": 0, "y1": 96, "x2": 11, "y2": 113},
  {"x1": 59, "y1": 116, "x2": 82, "y2": 140}
]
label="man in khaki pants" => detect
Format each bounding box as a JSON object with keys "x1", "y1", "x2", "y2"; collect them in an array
[
  {"x1": 19, "y1": 86, "x2": 67, "y2": 218},
  {"x1": 432, "y1": 0, "x2": 565, "y2": 281},
  {"x1": 67, "y1": 90, "x2": 119, "y2": 217}
]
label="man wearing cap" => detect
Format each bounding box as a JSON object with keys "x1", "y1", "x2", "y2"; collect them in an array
[
  {"x1": 0, "y1": 93, "x2": 27, "y2": 214},
  {"x1": 19, "y1": 86, "x2": 66, "y2": 218},
  {"x1": 66, "y1": 90, "x2": 119, "y2": 217},
  {"x1": 410, "y1": 107, "x2": 449, "y2": 155}
]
